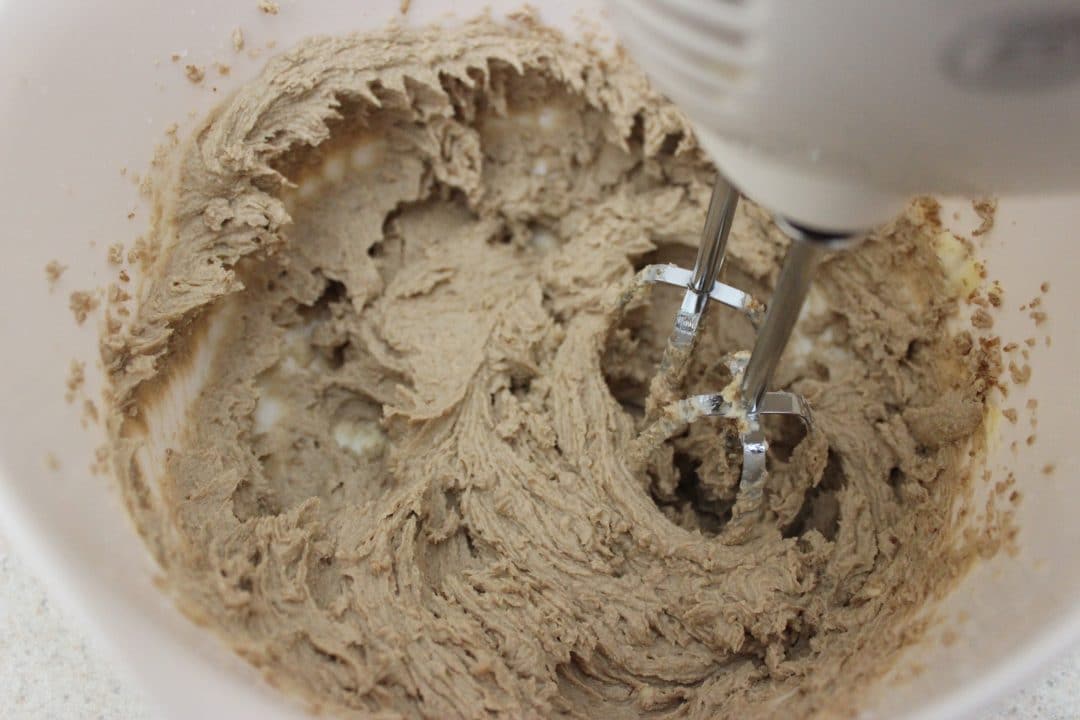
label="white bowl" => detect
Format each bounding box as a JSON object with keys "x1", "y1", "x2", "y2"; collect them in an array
[{"x1": 0, "y1": 1, "x2": 1077, "y2": 718}]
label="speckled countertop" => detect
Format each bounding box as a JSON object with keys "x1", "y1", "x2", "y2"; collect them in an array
[{"x1": 1, "y1": 531, "x2": 1077, "y2": 720}]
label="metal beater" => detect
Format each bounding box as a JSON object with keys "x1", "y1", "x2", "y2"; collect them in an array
[{"x1": 623, "y1": 174, "x2": 854, "y2": 517}]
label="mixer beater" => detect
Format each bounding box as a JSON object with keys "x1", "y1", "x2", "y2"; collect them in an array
[{"x1": 618, "y1": 175, "x2": 856, "y2": 526}]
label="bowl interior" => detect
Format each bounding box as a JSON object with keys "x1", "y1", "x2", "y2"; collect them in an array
[{"x1": 0, "y1": 1, "x2": 1076, "y2": 718}]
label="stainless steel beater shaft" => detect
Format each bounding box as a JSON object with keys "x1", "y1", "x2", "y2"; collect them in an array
[
  {"x1": 672, "y1": 175, "x2": 740, "y2": 346},
  {"x1": 730, "y1": 223, "x2": 857, "y2": 506},
  {"x1": 739, "y1": 239, "x2": 823, "y2": 410}
]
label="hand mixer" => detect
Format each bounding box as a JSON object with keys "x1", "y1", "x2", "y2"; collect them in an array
[{"x1": 607, "y1": 0, "x2": 1080, "y2": 523}]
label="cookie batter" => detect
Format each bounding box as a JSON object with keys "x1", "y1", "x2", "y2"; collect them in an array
[{"x1": 103, "y1": 16, "x2": 1003, "y2": 719}]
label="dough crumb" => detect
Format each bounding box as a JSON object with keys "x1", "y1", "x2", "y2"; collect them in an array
[
  {"x1": 127, "y1": 236, "x2": 155, "y2": 268},
  {"x1": 215, "y1": 62, "x2": 232, "y2": 76},
  {"x1": 185, "y1": 64, "x2": 205, "y2": 84},
  {"x1": 400, "y1": 0, "x2": 411, "y2": 13},
  {"x1": 970, "y1": 308, "x2": 993, "y2": 329},
  {"x1": 107, "y1": 283, "x2": 131, "y2": 304},
  {"x1": 232, "y1": 27, "x2": 245, "y2": 51},
  {"x1": 1040, "y1": 281, "x2": 1050, "y2": 293},
  {"x1": 954, "y1": 331, "x2": 973, "y2": 356},
  {"x1": 972, "y1": 197, "x2": 997, "y2": 237},
  {"x1": 44, "y1": 452, "x2": 61, "y2": 471},
  {"x1": 1001, "y1": 408, "x2": 1018, "y2": 424},
  {"x1": 903, "y1": 393, "x2": 984, "y2": 447},
  {"x1": 44, "y1": 260, "x2": 67, "y2": 289},
  {"x1": 107, "y1": 243, "x2": 124, "y2": 265},
  {"x1": 1030, "y1": 310, "x2": 1048, "y2": 326},
  {"x1": 1007, "y1": 362, "x2": 1031, "y2": 385},
  {"x1": 257, "y1": 0, "x2": 279, "y2": 14},
  {"x1": 69, "y1": 291, "x2": 99, "y2": 325},
  {"x1": 1042, "y1": 463, "x2": 1056, "y2": 475},
  {"x1": 89, "y1": 444, "x2": 110, "y2": 476},
  {"x1": 65, "y1": 360, "x2": 85, "y2": 403},
  {"x1": 83, "y1": 398, "x2": 100, "y2": 425}
]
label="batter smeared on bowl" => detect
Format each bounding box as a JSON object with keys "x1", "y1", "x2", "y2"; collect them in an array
[{"x1": 103, "y1": 16, "x2": 1006, "y2": 718}]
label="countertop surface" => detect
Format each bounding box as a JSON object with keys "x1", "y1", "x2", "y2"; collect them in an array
[{"x1": 1, "y1": 531, "x2": 1077, "y2": 720}]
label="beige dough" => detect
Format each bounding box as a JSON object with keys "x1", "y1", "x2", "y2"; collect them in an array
[{"x1": 103, "y1": 16, "x2": 1006, "y2": 719}]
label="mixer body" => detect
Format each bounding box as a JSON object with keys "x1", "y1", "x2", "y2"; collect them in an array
[{"x1": 609, "y1": 0, "x2": 1080, "y2": 233}]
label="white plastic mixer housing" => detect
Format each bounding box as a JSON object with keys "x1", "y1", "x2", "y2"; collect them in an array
[{"x1": 609, "y1": 0, "x2": 1080, "y2": 233}]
